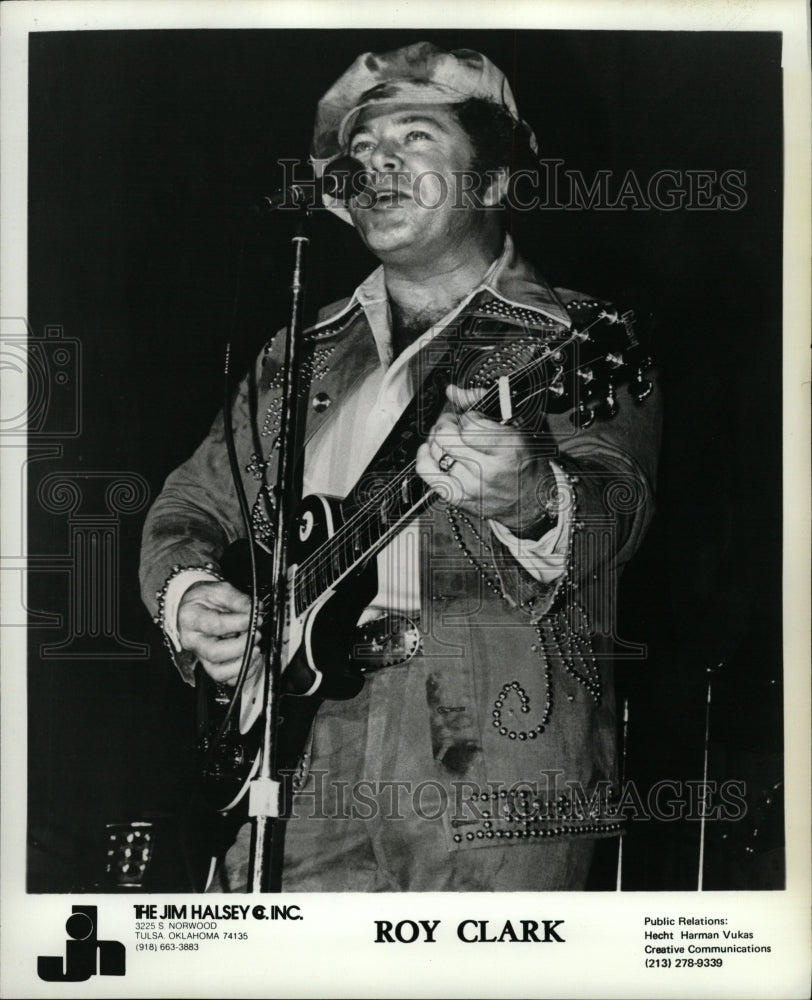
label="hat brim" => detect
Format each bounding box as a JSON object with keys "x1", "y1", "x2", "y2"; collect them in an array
[{"x1": 337, "y1": 80, "x2": 474, "y2": 151}]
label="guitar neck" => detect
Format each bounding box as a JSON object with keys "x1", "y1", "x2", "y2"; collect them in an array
[
  {"x1": 291, "y1": 307, "x2": 644, "y2": 616},
  {"x1": 292, "y1": 371, "x2": 450, "y2": 616},
  {"x1": 291, "y1": 352, "x2": 548, "y2": 615}
]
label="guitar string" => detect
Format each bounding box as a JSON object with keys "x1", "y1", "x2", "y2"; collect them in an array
[
  {"x1": 292, "y1": 313, "x2": 618, "y2": 606},
  {"x1": 214, "y1": 315, "x2": 624, "y2": 806},
  {"x1": 291, "y1": 316, "x2": 615, "y2": 609},
  {"x1": 292, "y1": 317, "x2": 615, "y2": 609},
  {"x1": 291, "y1": 350, "x2": 548, "y2": 611},
  {"x1": 260, "y1": 315, "x2": 606, "y2": 610}
]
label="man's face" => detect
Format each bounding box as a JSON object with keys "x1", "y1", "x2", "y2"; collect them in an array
[{"x1": 346, "y1": 104, "x2": 490, "y2": 265}]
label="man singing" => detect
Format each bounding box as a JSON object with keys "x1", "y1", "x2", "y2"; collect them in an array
[{"x1": 140, "y1": 41, "x2": 660, "y2": 891}]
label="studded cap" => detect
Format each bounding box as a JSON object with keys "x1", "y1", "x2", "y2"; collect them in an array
[{"x1": 310, "y1": 40, "x2": 538, "y2": 224}]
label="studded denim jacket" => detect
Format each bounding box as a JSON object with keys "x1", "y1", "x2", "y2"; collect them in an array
[{"x1": 140, "y1": 237, "x2": 661, "y2": 848}]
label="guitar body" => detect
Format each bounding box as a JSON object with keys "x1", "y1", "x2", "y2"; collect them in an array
[
  {"x1": 197, "y1": 302, "x2": 654, "y2": 813},
  {"x1": 285, "y1": 494, "x2": 377, "y2": 701},
  {"x1": 198, "y1": 493, "x2": 377, "y2": 812}
]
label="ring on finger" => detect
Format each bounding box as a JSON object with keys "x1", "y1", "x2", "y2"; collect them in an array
[{"x1": 438, "y1": 453, "x2": 456, "y2": 473}]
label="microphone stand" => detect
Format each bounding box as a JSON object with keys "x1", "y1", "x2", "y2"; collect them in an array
[{"x1": 248, "y1": 195, "x2": 312, "y2": 893}]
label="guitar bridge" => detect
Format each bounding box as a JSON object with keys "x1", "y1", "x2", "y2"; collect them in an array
[{"x1": 352, "y1": 613, "x2": 422, "y2": 673}]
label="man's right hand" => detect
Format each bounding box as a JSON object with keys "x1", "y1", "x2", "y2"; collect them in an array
[{"x1": 177, "y1": 580, "x2": 263, "y2": 685}]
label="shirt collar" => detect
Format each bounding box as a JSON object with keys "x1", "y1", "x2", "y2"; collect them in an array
[
  {"x1": 478, "y1": 234, "x2": 573, "y2": 327},
  {"x1": 352, "y1": 233, "x2": 571, "y2": 360},
  {"x1": 307, "y1": 233, "x2": 573, "y2": 367}
]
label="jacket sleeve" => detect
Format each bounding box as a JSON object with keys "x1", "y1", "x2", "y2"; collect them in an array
[
  {"x1": 491, "y1": 365, "x2": 662, "y2": 620},
  {"x1": 139, "y1": 349, "x2": 269, "y2": 675},
  {"x1": 139, "y1": 297, "x2": 350, "y2": 677}
]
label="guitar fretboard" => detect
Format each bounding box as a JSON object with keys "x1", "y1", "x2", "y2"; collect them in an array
[{"x1": 291, "y1": 308, "x2": 639, "y2": 617}]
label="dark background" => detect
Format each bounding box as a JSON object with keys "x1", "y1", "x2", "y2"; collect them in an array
[{"x1": 27, "y1": 29, "x2": 783, "y2": 891}]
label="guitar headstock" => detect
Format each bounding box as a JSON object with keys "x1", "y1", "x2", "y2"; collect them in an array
[
  {"x1": 557, "y1": 306, "x2": 654, "y2": 429},
  {"x1": 464, "y1": 303, "x2": 654, "y2": 430}
]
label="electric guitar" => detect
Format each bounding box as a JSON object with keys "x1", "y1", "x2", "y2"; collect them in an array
[{"x1": 196, "y1": 304, "x2": 653, "y2": 812}]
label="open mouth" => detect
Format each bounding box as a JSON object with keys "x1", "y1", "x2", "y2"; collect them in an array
[{"x1": 370, "y1": 190, "x2": 411, "y2": 208}]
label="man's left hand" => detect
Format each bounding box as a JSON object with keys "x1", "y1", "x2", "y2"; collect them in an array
[{"x1": 415, "y1": 383, "x2": 550, "y2": 534}]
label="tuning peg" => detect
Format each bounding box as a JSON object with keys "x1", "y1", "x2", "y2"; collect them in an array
[
  {"x1": 603, "y1": 376, "x2": 619, "y2": 418},
  {"x1": 570, "y1": 398, "x2": 595, "y2": 429},
  {"x1": 540, "y1": 362, "x2": 567, "y2": 406},
  {"x1": 628, "y1": 363, "x2": 653, "y2": 404}
]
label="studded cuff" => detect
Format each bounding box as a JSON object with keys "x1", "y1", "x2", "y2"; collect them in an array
[
  {"x1": 160, "y1": 567, "x2": 224, "y2": 652},
  {"x1": 153, "y1": 564, "x2": 224, "y2": 678}
]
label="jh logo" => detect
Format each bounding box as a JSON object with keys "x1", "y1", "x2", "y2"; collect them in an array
[{"x1": 37, "y1": 906, "x2": 125, "y2": 982}]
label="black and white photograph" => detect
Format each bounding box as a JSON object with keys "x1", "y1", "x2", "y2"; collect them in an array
[{"x1": 2, "y1": 1, "x2": 809, "y2": 997}]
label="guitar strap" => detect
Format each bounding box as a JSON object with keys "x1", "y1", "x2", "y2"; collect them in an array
[{"x1": 339, "y1": 313, "x2": 478, "y2": 525}]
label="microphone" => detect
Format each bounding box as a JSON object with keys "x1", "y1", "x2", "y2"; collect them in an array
[{"x1": 251, "y1": 156, "x2": 368, "y2": 212}]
